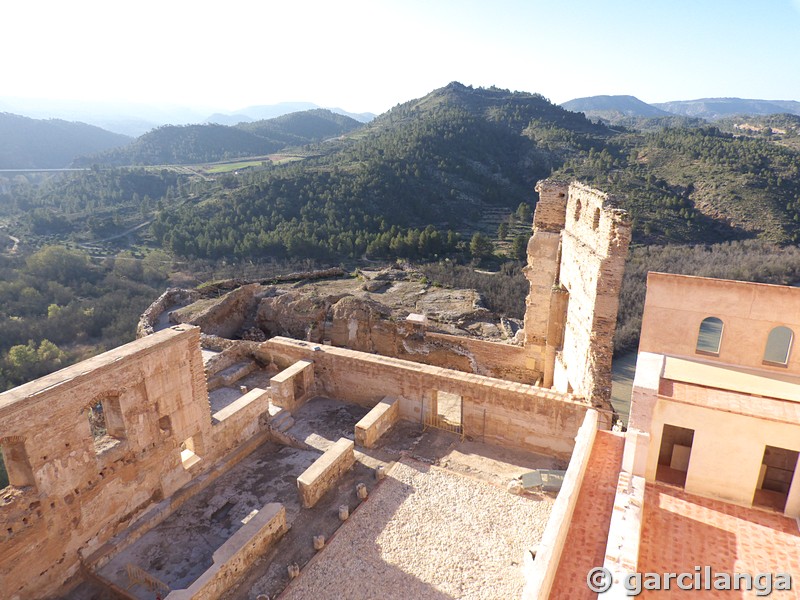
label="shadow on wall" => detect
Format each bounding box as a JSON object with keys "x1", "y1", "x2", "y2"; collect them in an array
[{"x1": 0, "y1": 452, "x2": 7, "y2": 489}]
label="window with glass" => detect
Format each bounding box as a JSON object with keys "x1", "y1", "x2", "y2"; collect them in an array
[{"x1": 696, "y1": 317, "x2": 724, "y2": 354}]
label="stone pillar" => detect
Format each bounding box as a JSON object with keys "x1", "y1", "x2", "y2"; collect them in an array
[{"x1": 523, "y1": 180, "x2": 569, "y2": 347}]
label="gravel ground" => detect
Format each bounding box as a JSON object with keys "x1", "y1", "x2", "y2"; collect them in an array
[{"x1": 281, "y1": 458, "x2": 552, "y2": 600}]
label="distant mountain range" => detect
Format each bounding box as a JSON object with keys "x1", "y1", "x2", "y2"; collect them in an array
[
  {"x1": 561, "y1": 95, "x2": 800, "y2": 123},
  {"x1": 6, "y1": 81, "x2": 800, "y2": 261},
  {"x1": 561, "y1": 95, "x2": 671, "y2": 119},
  {"x1": 75, "y1": 109, "x2": 364, "y2": 166},
  {"x1": 0, "y1": 113, "x2": 131, "y2": 169},
  {"x1": 0, "y1": 108, "x2": 364, "y2": 169},
  {"x1": 0, "y1": 97, "x2": 374, "y2": 136},
  {"x1": 207, "y1": 103, "x2": 374, "y2": 126},
  {"x1": 653, "y1": 98, "x2": 800, "y2": 119}
]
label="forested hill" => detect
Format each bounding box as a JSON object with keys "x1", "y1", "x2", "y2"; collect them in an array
[
  {"x1": 151, "y1": 82, "x2": 800, "y2": 258},
  {"x1": 0, "y1": 113, "x2": 130, "y2": 169},
  {"x1": 79, "y1": 109, "x2": 364, "y2": 166},
  {"x1": 238, "y1": 109, "x2": 363, "y2": 145},
  {"x1": 653, "y1": 98, "x2": 800, "y2": 120},
  {"x1": 150, "y1": 83, "x2": 610, "y2": 260},
  {"x1": 8, "y1": 83, "x2": 800, "y2": 261},
  {"x1": 557, "y1": 125, "x2": 800, "y2": 244}
]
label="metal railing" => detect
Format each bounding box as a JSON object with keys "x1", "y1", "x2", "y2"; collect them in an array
[
  {"x1": 422, "y1": 411, "x2": 465, "y2": 440},
  {"x1": 125, "y1": 563, "x2": 170, "y2": 595}
]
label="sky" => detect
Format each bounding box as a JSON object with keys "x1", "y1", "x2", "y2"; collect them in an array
[{"x1": 2, "y1": 0, "x2": 800, "y2": 116}]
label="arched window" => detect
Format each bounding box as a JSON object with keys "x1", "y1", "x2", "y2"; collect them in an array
[
  {"x1": 764, "y1": 326, "x2": 794, "y2": 365},
  {"x1": 696, "y1": 317, "x2": 723, "y2": 354},
  {"x1": 574, "y1": 200, "x2": 582, "y2": 221},
  {"x1": 592, "y1": 208, "x2": 601, "y2": 230}
]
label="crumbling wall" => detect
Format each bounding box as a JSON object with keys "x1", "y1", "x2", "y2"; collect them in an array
[
  {"x1": 256, "y1": 290, "x2": 345, "y2": 341},
  {"x1": 523, "y1": 180, "x2": 630, "y2": 407},
  {"x1": 0, "y1": 325, "x2": 274, "y2": 599},
  {"x1": 523, "y1": 180, "x2": 568, "y2": 346},
  {"x1": 180, "y1": 283, "x2": 264, "y2": 339},
  {"x1": 256, "y1": 292, "x2": 543, "y2": 384},
  {"x1": 408, "y1": 332, "x2": 543, "y2": 383},
  {"x1": 555, "y1": 182, "x2": 630, "y2": 405},
  {"x1": 0, "y1": 326, "x2": 210, "y2": 598},
  {"x1": 326, "y1": 295, "x2": 397, "y2": 354},
  {"x1": 137, "y1": 288, "x2": 199, "y2": 337}
]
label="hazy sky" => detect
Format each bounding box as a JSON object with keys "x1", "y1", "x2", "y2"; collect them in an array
[{"x1": 3, "y1": 0, "x2": 800, "y2": 115}]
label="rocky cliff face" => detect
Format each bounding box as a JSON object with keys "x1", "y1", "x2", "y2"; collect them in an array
[{"x1": 151, "y1": 266, "x2": 519, "y2": 345}]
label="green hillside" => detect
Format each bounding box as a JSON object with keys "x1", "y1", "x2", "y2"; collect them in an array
[
  {"x1": 13, "y1": 83, "x2": 800, "y2": 259},
  {"x1": 150, "y1": 83, "x2": 608, "y2": 260},
  {"x1": 559, "y1": 126, "x2": 800, "y2": 243},
  {"x1": 79, "y1": 109, "x2": 365, "y2": 167},
  {"x1": 238, "y1": 109, "x2": 362, "y2": 145},
  {"x1": 77, "y1": 124, "x2": 279, "y2": 166}
]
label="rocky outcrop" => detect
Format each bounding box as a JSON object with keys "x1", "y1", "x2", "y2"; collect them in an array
[
  {"x1": 327, "y1": 296, "x2": 396, "y2": 353},
  {"x1": 177, "y1": 283, "x2": 265, "y2": 339},
  {"x1": 256, "y1": 291, "x2": 347, "y2": 341}
]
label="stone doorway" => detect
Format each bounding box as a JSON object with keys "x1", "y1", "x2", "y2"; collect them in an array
[{"x1": 423, "y1": 390, "x2": 464, "y2": 438}]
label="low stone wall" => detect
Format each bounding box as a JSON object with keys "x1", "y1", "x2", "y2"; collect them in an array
[
  {"x1": 354, "y1": 396, "x2": 399, "y2": 448},
  {"x1": 522, "y1": 410, "x2": 598, "y2": 600},
  {"x1": 408, "y1": 332, "x2": 543, "y2": 384},
  {"x1": 207, "y1": 360, "x2": 257, "y2": 393},
  {"x1": 204, "y1": 341, "x2": 260, "y2": 380},
  {"x1": 297, "y1": 438, "x2": 355, "y2": 509},
  {"x1": 270, "y1": 359, "x2": 315, "y2": 412},
  {"x1": 602, "y1": 472, "x2": 646, "y2": 598},
  {"x1": 258, "y1": 338, "x2": 596, "y2": 460},
  {"x1": 164, "y1": 502, "x2": 287, "y2": 600},
  {"x1": 211, "y1": 388, "x2": 272, "y2": 459},
  {"x1": 137, "y1": 288, "x2": 198, "y2": 337}
]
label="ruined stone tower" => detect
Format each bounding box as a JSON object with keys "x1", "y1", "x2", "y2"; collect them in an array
[{"x1": 523, "y1": 180, "x2": 631, "y2": 407}]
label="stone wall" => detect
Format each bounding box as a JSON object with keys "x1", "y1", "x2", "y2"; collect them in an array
[
  {"x1": 0, "y1": 325, "x2": 273, "y2": 599},
  {"x1": 523, "y1": 180, "x2": 569, "y2": 348},
  {"x1": 165, "y1": 503, "x2": 287, "y2": 600},
  {"x1": 270, "y1": 360, "x2": 315, "y2": 412},
  {"x1": 407, "y1": 332, "x2": 543, "y2": 383},
  {"x1": 522, "y1": 410, "x2": 598, "y2": 600},
  {"x1": 257, "y1": 337, "x2": 599, "y2": 459},
  {"x1": 555, "y1": 182, "x2": 631, "y2": 405},
  {"x1": 523, "y1": 180, "x2": 630, "y2": 407},
  {"x1": 355, "y1": 397, "x2": 400, "y2": 448},
  {"x1": 136, "y1": 288, "x2": 199, "y2": 337},
  {"x1": 296, "y1": 438, "x2": 356, "y2": 509},
  {"x1": 255, "y1": 291, "x2": 544, "y2": 384}
]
